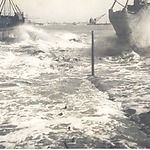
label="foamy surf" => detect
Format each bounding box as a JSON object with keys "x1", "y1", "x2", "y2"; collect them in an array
[{"x1": 0, "y1": 24, "x2": 150, "y2": 148}]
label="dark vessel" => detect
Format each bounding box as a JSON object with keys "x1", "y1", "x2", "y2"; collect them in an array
[
  {"x1": 109, "y1": 0, "x2": 150, "y2": 43},
  {"x1": 0, "y1": 0, "x2": 25, "y2": 40}
]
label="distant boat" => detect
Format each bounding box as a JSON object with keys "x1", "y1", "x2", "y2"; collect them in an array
[
  {"x1": 109, "y1": 0, "x2": 150, "y2": 43},
  {"x1": 88, "y1": 14, "x2": 106, "y2": 25},
  {"x1": 0, "y1": 0, "x2": 25, "y2": 39}
]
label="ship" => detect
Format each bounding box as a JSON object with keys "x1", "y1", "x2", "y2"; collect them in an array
[
  {"x1": 88, "y1": 14, "x2": 106, "y2": 25},
  {"x1": 109, "y1": 0, "x2": 150, "y2": 43},
  {"x1": 0, "y1": 0, "x2": 25, "y2": 40}
]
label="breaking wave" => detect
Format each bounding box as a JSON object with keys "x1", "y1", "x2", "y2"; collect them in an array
[{"x1": 131, "y1": 8, "x2": 150, "y2": 56}]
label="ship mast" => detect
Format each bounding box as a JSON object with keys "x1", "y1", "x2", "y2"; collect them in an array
[
  {"x1": 111, "y1": 0, "x2": 117, "y2": 9},
  {"x1": 0, "y1": 0, "x2": 6, "y2": 14},
  {"x1": 0, "y1": 0, "x2": 21, "y2": 15},
  {"x1": 111, "y1": 0, "x2": 129, "y2": 9},
  {"x1": 125, "y1": 0, "x2": 129, "y2": 8}
]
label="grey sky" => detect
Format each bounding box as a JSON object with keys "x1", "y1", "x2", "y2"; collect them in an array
[{"x1": 14, "y1": 0, "x2": 133, "y2": 23}]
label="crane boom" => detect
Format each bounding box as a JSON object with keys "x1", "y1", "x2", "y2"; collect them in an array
[{"x1": 95, "y1": 14, "x2": 106, "y2": 22}]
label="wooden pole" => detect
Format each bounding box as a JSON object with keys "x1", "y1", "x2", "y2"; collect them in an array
[{"x1": 91, "y1": 31, "x2": 94, "y2": 76}]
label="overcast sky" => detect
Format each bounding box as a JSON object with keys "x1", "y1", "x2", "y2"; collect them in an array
[{"x1": 14, "y1": 0, "x2": 133, "y2": 23}]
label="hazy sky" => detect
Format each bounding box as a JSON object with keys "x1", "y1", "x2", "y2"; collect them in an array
[{"x1": 14, "y1": 0, "x2": 133, "y2": 23}]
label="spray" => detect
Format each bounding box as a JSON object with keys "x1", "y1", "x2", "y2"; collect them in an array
[{"x1": 131, "y1": 8, "x2": 150, "y2": 48}]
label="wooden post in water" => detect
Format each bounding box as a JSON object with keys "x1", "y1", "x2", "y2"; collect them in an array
[{"x1": 91, "y1": 31, "x2": 94, "y2": 76}]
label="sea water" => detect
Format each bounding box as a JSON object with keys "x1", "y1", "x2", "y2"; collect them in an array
[{"x1": 0, "y1": 24, "x2": 150, "y2": 148}]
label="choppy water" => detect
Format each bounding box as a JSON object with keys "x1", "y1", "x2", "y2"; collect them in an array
[{"x1": 0, "y1": 24, "x2": 150, "y2": 149}]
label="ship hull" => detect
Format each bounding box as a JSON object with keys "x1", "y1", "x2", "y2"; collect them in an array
[
  {"x1": 109, "y1": 4, "x2": 150, "y2": 43},
  {"x1": 0, "y1": 0, "x2": 25, "y2": 40},
  {"x1": 0, "y1": 14, "x2": 24, "y2": 29}
]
